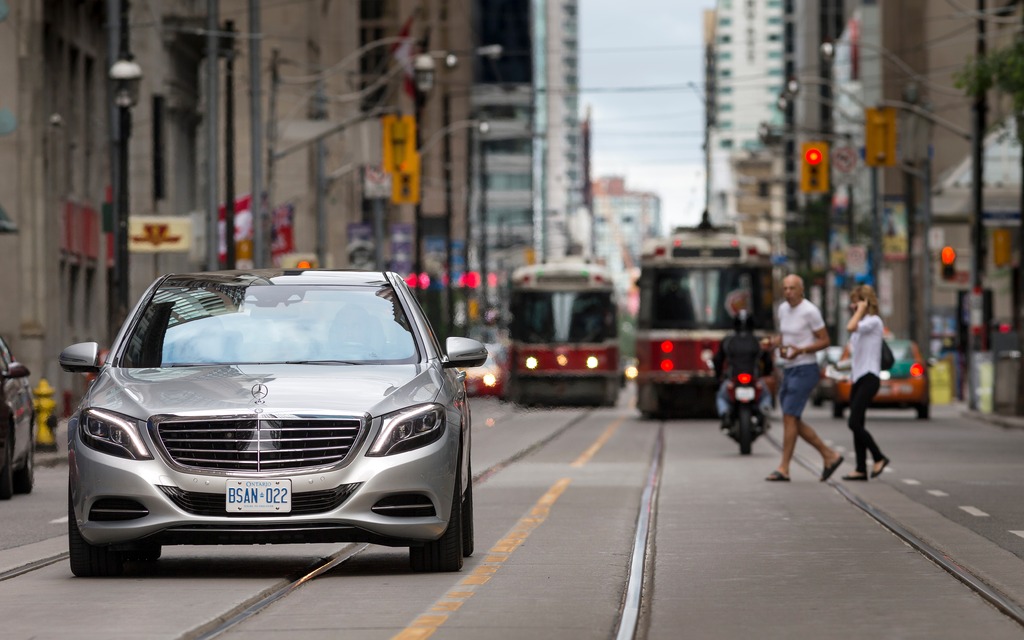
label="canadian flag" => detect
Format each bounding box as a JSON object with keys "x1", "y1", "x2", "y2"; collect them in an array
[{"x1": 391, "y1": 14, "x2": 416, "y2": 99}]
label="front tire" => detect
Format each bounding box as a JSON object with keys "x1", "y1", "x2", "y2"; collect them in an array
[
  {"x1": 832, "y1": 402, "x2": 845, "y2": 419},
  {"x1": 0, "y1": 426, "x2": 14, "y2": 500},
  {"x1": 410, "y1": 455, "x2": 464, "y2": 572},
  {"x1": 461, "y1": 462, "x2": 474, "y2": 557},
  {"x1": 13, "y1": 423, "x2": 35, "y2": 494},
  {"x1": 916, "y1": 403, "x2": 930, "y2": 420},
  {"x1": 68, "y1": 487, "x2": 125, "y2": 577},
  {"x1": 737, "y1": 405, "x2": 753, "y2": 455}
]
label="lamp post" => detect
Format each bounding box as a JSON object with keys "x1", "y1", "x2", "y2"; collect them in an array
[
  {"x1": 109, "y1": 46, "x2": 142, "y2": 332},
  {"x1": 412, "y1": 53, "x2": 435, "y2": 284}
]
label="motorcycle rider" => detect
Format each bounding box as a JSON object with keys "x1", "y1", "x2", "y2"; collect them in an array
[{"x1": 713, "y1": 309, "x2": 774, "y2": 430}]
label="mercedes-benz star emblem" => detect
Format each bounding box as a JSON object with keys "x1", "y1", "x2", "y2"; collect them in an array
[{"x1": 251, "y1": 383, "x2": 269, "y2": 404}]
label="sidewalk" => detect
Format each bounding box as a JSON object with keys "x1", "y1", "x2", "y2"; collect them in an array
[{"x1": 959, "y1": 401, "x2": 1024, "y2": 430}]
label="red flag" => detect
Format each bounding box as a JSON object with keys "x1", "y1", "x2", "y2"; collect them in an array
[{"x1": 391, "y1": 15, "x2": 416, "y2": 99}]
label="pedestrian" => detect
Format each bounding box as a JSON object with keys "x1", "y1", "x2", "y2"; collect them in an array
[
  {"x1": 839, "y1": 284, "x2": 890, "y2": 481},
  {"x1": 762, "y1": 274, "x2": 844, "y2": 482}
]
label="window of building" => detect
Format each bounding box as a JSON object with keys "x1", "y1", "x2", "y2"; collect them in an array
[
  {"x1": 719, "y1": 17, "x2": 732, "y2": 26},
  {"x1": 720, "y1": 139, "x2": 734, "y2": 148},
  {"x1": 718, "y1": 51, "x2": 732, "y2": 61}
]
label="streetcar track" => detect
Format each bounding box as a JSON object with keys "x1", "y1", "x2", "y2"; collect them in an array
[
  {"x1": 185, "y1": 544, "x2": 369, "y2": 640},
  {"x1": 766, "y1": 431, "x2": 1024, "y2": 629},
  {"x1": 0, "y1": 553, "x2": 68, "y2": 581},
  {"x1": 615, "y1": 422, "x2": 664, "y2": 640}
]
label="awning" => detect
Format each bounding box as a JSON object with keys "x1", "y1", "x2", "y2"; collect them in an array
[{"x1": 0, "y1": 203, "x2": 17, "y2": 233}]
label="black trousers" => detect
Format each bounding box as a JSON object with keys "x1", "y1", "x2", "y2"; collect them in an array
[{"x1": 849, "y1": 373, "x2": 884, "y2": 473}]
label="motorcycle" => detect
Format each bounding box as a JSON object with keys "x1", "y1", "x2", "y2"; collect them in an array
[{"x1": 721, "y1": 369, "x2": 769, "y2": 455}]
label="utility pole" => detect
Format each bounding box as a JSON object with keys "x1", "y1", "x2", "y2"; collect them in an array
[
  {"x1": 968, "y1": 0, "x2": 987, "y2": 409},
  {"x1": 224, "y1": 20, "x2": 237, "y2": 269},
  {"x1": 314, "y1": 81, "x2": 327, "y2": 268},
  {"x1": 206, "y1": 0, "x2": 220, "y2": 271},
  {"x1": 443, "y1": 90, "x2": 454, "y2": 338},
  {"x1": 249, "y1": 0, "x2": 264, "y2": 268}
]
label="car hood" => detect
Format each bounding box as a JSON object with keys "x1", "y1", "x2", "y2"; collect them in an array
[{"x1": 83, "y1": 364, "x2": 445, "y2": 420}]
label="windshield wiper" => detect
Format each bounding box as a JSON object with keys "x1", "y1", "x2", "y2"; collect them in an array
[{"x1": 283, "y1": 360, "x2": 361, "y2": 365}]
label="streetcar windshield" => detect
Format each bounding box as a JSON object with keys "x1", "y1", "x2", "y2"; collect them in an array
[
  {"x1": 509, "y1": 290, "x2": 617, "y2": 343},
  {"x1": 638, "y1": 266, "x2": 773, "y2": 331}
]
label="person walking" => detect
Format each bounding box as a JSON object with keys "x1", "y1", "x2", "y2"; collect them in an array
[
  {"x1": 839, "y1": 285, "x2": 890, "y2": 481},
  {"x1": 762, "y1": 274, "x2": 844, "y2": 482}
]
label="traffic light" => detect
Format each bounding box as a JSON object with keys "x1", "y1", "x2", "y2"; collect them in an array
[
  {"x1": 865, "y1": 107, "x2": 897, "y2": 167},
  {"x1": 382, "y1": 114, "x2": 421, "y2": 205},
  {"x1": 800, "y1": 141, "x2": 830, "y2": 193},
  {"x1": 940, "y1": 245, "x2": 956, "y2": 280}
]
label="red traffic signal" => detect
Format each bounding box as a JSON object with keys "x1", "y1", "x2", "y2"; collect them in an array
[
  {"x1": 940, "y1": 246, "x2": 956, "y2": 280},
  {"x1": 804, "y1": 147, "x2": 823, "y2": 165}
]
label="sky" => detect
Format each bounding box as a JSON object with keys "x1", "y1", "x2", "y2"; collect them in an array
[{"x1": 580, "y1": 0, "x2": 715, "y2": 232}]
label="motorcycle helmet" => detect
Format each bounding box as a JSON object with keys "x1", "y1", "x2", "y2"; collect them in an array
[{"x1": 733, "y1": 309, "x2": 754, "y2": 333}]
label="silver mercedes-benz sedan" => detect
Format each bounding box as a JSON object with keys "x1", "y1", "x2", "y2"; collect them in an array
[{"x1": 59, "y1": 270, "x2": 486, "y2": 577}]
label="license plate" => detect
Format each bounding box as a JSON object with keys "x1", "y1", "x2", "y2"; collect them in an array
[
  {"x1": 735, "y1": 386, "x2": 755, "y2": 402},
  {"x1": 226, "y1": 479, "x2": 292, "y2": 513},
  {"x1": 877, "y1": 386, "x2": 892, "y2": 396}
]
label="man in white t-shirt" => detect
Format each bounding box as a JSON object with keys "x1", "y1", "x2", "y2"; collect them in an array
[{"x1": 761, "y1": 275, "x2": 844, "y2": 482}]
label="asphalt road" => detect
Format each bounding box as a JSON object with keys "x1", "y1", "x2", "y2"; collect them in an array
[{"x1": 4, "y1": 391, "x2": 1024, "y2": 639}]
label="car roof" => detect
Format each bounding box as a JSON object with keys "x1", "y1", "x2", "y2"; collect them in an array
[{"x1": 159, "y1": 270, "x2": 393, "y2": 288}]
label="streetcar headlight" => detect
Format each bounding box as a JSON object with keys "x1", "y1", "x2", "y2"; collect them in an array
[
  {"x1": 526, "y1": 356, "x2": 538, "y2": 369},
  {"x1": 586, "y1": 356, "x2": 599, "y2": 369},
  {"x1": 625, "y1": 365, "x2": 639, "y2": 380},
  {"x1": 79, "y1": 408, "x2": 153, "y2": 460},
  {"x1": 368, "y1": 404, "x2": 446, "y2": 456},
  {"x1": 556, "y1": 354, "x2": 568, "y2": 366},
  {"x1": 483, "y1": 373, "x2": 497, "y2": 387}
]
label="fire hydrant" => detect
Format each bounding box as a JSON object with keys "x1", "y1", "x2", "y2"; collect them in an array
[{"x1": 33, "y1": 379, "x2": 57, "y2": 451}]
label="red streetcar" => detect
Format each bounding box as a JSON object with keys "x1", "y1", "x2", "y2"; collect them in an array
[
  {"x1": 506, "y1": 260, "x2": 620, "y2": 407},
  {"x1": 635, "y1": 215, "x2": 775, "y2": 418}
]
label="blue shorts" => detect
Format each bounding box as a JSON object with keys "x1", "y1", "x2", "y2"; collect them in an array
[{"x1": 779, "y1": 363, "x2": 820, "y2": 418}]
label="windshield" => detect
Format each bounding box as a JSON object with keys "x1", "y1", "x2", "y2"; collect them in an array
[
  {"x1": 509, "y1": 290, "x2": 617, "y2": 344},
  {"x1": 120, "y1": 283, "x2": 419, "y2": 367},
  {"x1": 638, "y1": 266, "x2": 773, "y2": 331}
]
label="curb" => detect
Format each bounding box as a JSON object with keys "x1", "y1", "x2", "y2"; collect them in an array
[{"x1": 962, "y1": 409, "x2": 1024, "y2": 431}]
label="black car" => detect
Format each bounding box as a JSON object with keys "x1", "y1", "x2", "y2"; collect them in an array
[{"x1": 0, "y1": 334, "x2": 36, "y2": 498}]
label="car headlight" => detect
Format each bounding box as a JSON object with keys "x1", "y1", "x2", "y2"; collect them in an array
[
  {"x1": 368, "y1": 404, "x2": 446, "y2": 456},
  {"x1": 79, "y1": 408, "x2": 153, "y2": 460},
  {"x1": 483, "y1": 373, "x2": 497, "y2": 387}
]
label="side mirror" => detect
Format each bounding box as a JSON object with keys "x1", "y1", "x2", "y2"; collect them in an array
[
  {"x1": 59, "y1": 342, "x2": 102, "y2": 374},
  {"x1": 443, "y1": 337, "x2": 488, "y2": 368}
]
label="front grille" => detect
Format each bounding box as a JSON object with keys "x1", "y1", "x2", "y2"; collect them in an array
[
  {"x1": 89, "y1": 498, "x2": 150, "y2": 521},
  {"x1": 158, "y1": 483, "x2": 360, "y2": 517},
  {"x1": 154, "y1": 417, "x2": 363, "y2": 472}
]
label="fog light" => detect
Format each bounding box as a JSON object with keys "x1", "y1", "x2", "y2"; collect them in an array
[
  {"x1": 526, "y1": 356, "x2": 538, "y2": 370},
  {"x1": 586, "y1": 356, "x2": 599, "y2": 369}
]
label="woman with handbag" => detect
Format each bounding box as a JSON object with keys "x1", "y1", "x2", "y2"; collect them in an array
[{"x1": 840, "y1": 284, "x2": 890, "y2": 481}]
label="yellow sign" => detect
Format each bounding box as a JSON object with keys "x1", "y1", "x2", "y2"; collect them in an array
[
  {"x1": 129, "y1": 216, "x2": 192, "y2": 253},
  {"x1": 382, "y1": 115, "x2": 418, "y2": 175},
  {"x1": 865, "y1": 107, "x2": 897, "y2": 167}
]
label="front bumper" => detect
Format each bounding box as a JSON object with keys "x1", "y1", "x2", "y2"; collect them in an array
[{"x1": 69, "y1": 416, "x2": 459, "y2": 548}]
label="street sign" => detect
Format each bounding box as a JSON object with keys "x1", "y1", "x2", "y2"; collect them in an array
[
  {"x1": 832, "y1": 145, "x2": 857, "y2": 174},
  {"x1": 362, "y1": 165, "x2": 392, "y2": 200},
  {"x1": 846, "y1": 244, "x2": 867, "y2": 276},
  {"x1": 129, "y1": 216, "x2": 191, "y2": 253}
]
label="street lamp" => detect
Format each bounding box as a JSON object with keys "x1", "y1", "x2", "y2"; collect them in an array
[
  {"x1": 414, "y1": 54, "x2": 436, "y2": 95},
  {"x1": 109, "y1": 54, "x2": 142, "y2": 333}
]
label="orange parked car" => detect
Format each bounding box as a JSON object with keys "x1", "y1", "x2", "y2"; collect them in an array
[{"x1": 831, "y1": 338, "x2": 930, "y2": 420}]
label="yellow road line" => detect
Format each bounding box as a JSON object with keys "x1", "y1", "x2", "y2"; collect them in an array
[
  {"x1": 571, "y1": 416, "x2": 625, "y2": 467},
  {"x1": 393, "y1": 414, "x2": 621, "y2": 639}
]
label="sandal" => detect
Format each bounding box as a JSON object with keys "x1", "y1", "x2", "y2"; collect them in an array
[
  {"x1": 841, "y1": 472, "x2": 868, "y2": 481},
  {"x1": 821, "y1": 455, "x2": 844, "y2": 481},
  {"x1": 871, "y1": 457, "x2": 890, "y2": 478},
  {"x1": 765, "y1": 470, "x2": 790, "y2": 482}
]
